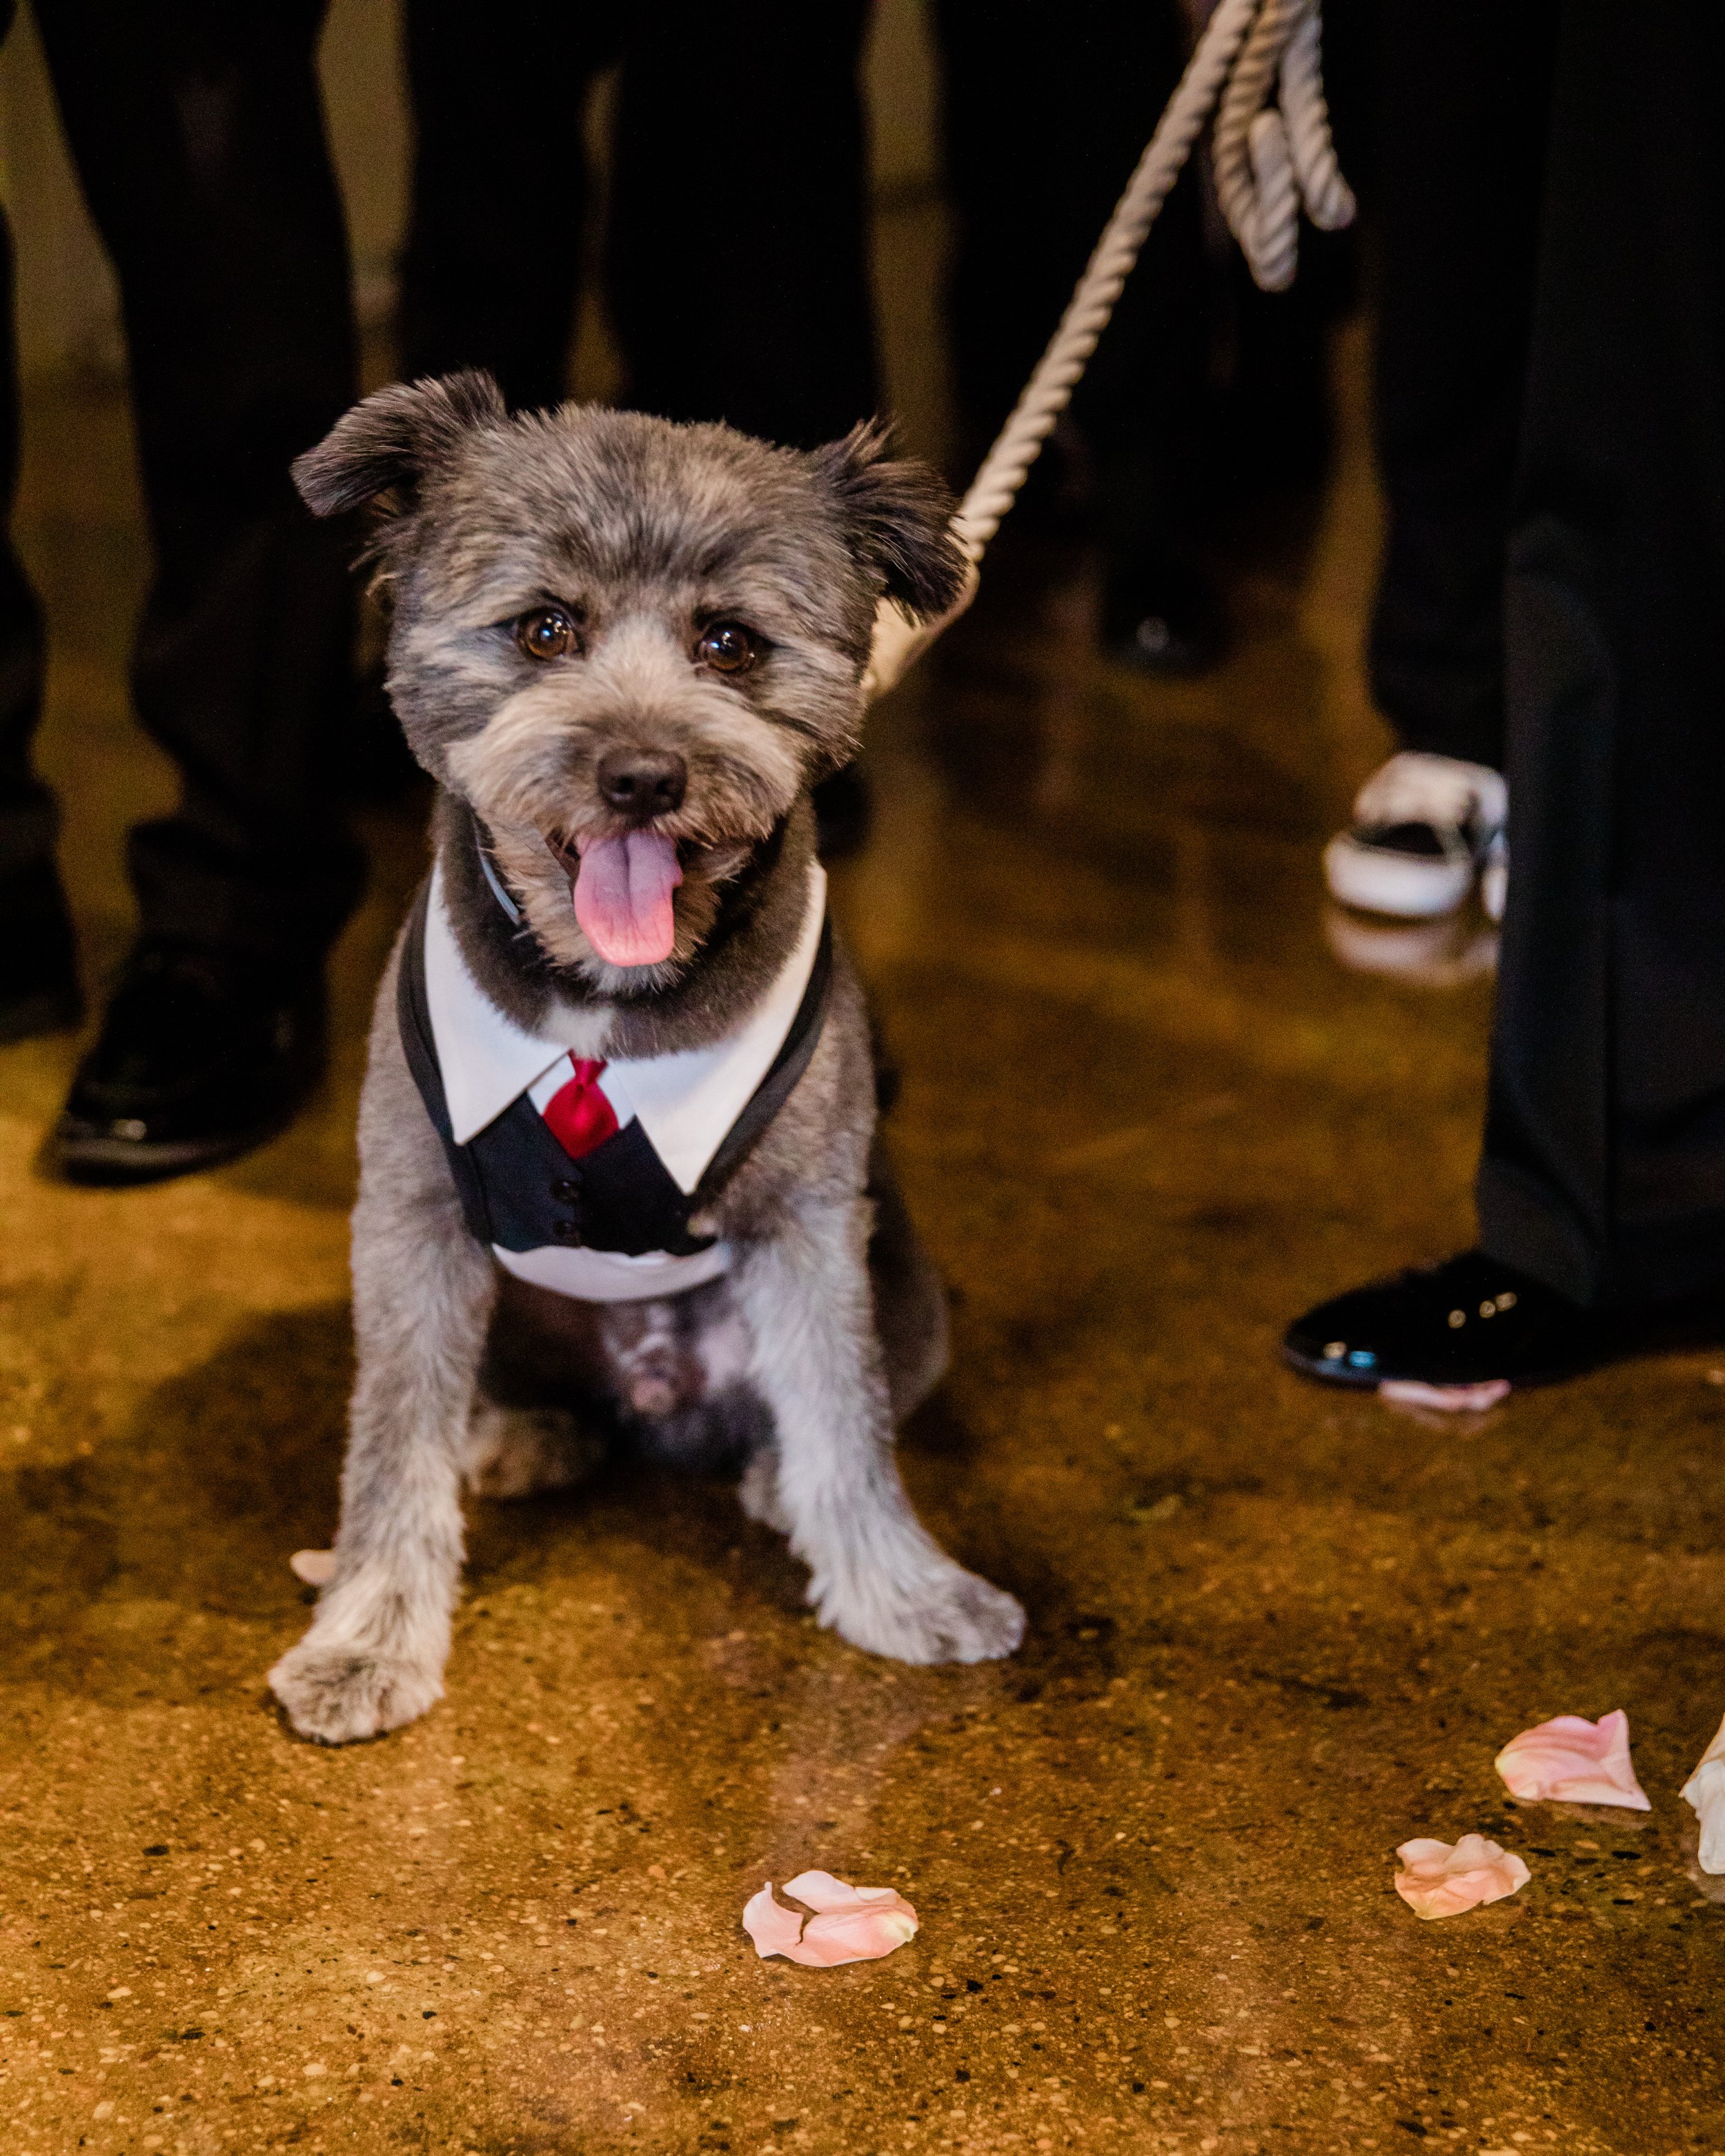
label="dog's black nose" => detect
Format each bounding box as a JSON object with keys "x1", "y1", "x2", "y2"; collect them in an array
[{"x1": 596, "y1": 746, "x2": 687, "y2": 820}]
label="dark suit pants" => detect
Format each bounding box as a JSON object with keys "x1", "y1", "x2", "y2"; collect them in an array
[
  {"x1": 0, "y1": 0, "x2": 361, "y2": 965},
  {"x1": 1475, "y1": 0, "x2": 1725, "y2": 1307},
  {"x1": 933, "y1": 0, "x2": 1212, "y2": 555},
  {"x1": 1367, "y1": 0, "x2": 1556, "y2": 768},
  {"x1": 400, "y1": 0, "x2": 878, "y2": 451}
]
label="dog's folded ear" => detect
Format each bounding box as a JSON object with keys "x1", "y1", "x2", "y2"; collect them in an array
[
  {"x1": 812, "y1": 419, "x2": 969, "y2": 625},
  {"x1": 293, "y1": 369, "x2": 507, "y2": 519}
]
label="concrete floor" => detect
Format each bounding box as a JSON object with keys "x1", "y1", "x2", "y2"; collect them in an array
[{"x1": 8, "y1": 328, "x2": 1725, "y2": 2156}]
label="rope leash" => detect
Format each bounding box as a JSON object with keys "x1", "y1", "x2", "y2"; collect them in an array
[{"x1": 862, "y1": 0, "x2": 1354, "y2": 701}]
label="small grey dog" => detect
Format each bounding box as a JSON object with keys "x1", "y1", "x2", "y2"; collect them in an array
[{"x1": 268, "y1": 371, "x2": 1025, "y2": 1745}]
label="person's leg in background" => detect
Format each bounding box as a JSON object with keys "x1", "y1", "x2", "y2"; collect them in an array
[
  {"x1": 934, "y1": 0, "x2": 1224, "y2": 674},
  {"x1": 0, "y1": 0, "x2": 75, "y2": 1046},
  {"x1": 28, "y1": 0, "x2": 362, "y2": 1181},
  {"x1": 386, "y1": 1, "x2": 620, "y2": 809},
  {"x1": 1475, "y1": 0, "x2": 1725, "y2": 1314},
  {"x1": 1288, "y1": 0, "x2": 1725, "y2": 1392},
  {"x1": 402, "y1": 0, "x2": 876, "y2": 448},
  {"x1": 1323, "y1": 0, "x2": 1556, "y2": 926},
  {"x1": 608, "y1": 0, "x2": 878, "y2": 855},
  {"x1": 398, "y1": 0, "x2": 622, "y2": 411},
  {"x1": 606, "y1": 0, "x2": 877, "y2": 451},
  {"x1": 400, "y1": 2, "x2": 876, "y2": 850}
]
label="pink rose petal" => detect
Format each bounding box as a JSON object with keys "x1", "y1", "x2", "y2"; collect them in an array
[
  {"x1": 1394, "y1": 1834, "x2": 1530, "y2": 1919},
  {"x1": 740, "y1": 1885, "x2": 812, "y2": 1961},
  {"x1": 742, "y1": 1870, "x2": 919, "y2": 1967},
  {"x1": 1494, "y1": 1709, "x2": 1651, "y2": 1809},
  {"x1": 1379, "y1": 1378, "x2": 1511, "y2": 1413},
  {"x1": 289, "y1": 1549, "x2": 335, "y2": 1585},
  {"x1": 1682, "y1": 1709, "x2": 1725, "y2": 1873}
]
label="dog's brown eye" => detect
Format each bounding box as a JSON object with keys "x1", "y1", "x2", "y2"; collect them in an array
[
  {"x1": 516, "y1": 606, "x2": 580, "y2": 662},
  {"x1": 696, "y1": 621, "x2": 758, "y2": 674}
]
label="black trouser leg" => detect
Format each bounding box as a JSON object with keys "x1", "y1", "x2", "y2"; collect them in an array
[
  {"x1": 1476, "y1": 0, "x2": 1725, "y2": 1307},
  {"x1": 34, "y1": 0, "x2": 362, "y2": 967},
  {"x1": 402, "y1": 1, "x2": 875, "y2": 451},
  {"x1": 0, "y1": 0, "x2": 51, "y2": 888},
  {"x1": 399, "y1": 0, "x2": 620, "y2": 411},
  {"x1": 934, "y1": 0, "x2": 1208, "y2": 555},
  {"x1": 0, "y1": 233, "x2": 50, "y2": 881},
  {"x1": 607, "y1": 0, "x2": 876, "y2": 451},
  {"x1": 1366, "y1": 0, "x2": 1557, "y2": 769}
]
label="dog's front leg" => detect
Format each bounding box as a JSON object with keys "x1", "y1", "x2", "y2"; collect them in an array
[
  {"x1": 735, "y1": 1200, "x2": 1024, "y2": 1665},
  {"x1": 269, "y1": 992, "x2": 495, "y2": 1744},
  {"x1": 270, "y1": 1186, "x2": 493, "y2": 1743}
]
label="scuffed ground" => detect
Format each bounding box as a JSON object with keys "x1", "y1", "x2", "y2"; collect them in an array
[{"x1": 6, "y1": 337, "x2": 1725, "y2": 2156}]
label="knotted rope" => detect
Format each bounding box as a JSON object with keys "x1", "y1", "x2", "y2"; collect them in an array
[{"x1": 863, "y1": 0, "x2": 1354, "y2": 700}]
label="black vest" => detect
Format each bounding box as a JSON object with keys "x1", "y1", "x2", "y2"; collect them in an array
[{"x1": 397, "y1": 879, "x2": 832, "y2": 1258}]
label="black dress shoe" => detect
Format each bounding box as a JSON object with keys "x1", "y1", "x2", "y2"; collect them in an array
[
  {"x1": 1284, "y1": 1250, "x2": 1605, "y2": 1389},
  {"x1": 0, "y1": 862, "x2": 83, "y2": 1045},
  {"x1": 1103, "y1": 551, "x2": 1229, "y2": 677},
  {"x1": 52, "y1": 941, "x2": 325, "y2": 1186}
]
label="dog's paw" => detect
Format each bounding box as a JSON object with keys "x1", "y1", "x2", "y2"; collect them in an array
[
  {"x1": 460, "y1": 1403, "x2": 602, "y2": 1499},
  {"x1": 268, "y1": 1636, "x2": 444, "y2": 1745},
  {"x1": 737, "y1": 1447, "x2": 791, "y2": 1533},
  {"x1": 819, "y1": 1563, "x2": 1026, "y2": 1666}
]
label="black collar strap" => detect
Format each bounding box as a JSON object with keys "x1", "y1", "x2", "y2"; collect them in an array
[
  {"x1": 477, "y1": 830, "x2": 522, "y2": 924},
  {"x1": 689, "y1": 906, "x2": 832, "y2": 1209}
]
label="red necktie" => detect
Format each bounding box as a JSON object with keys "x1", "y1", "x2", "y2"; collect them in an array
[{"x1": 540, "y1": 1058, "x2": 619, "y2": 1159}]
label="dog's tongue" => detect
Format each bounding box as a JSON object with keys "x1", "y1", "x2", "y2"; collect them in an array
[{"x1": 572, "y1": 831, "x2": 682, "y2": 967}]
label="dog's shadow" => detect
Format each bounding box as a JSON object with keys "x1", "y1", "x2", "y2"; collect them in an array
[
  {"x1": 11, "y1": 1302, "x2": 825, "y2": 1642},
  {"x1": 12, "y1": 1305, "x2": 355, "y2": 1649},
  {"x1": 11, "y1": 1302, "x2": 1046, "y2": 1710}
]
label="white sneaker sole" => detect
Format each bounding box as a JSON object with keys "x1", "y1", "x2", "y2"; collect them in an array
[
  {"x1": 1323, "y1": 831, "x2": 1475, "y2": 920},
  {"x1": 1322, "y1": 905, "x2": 1499, "y2": 986},
  {"x1": 1479, "y1": 849, "x2": 1508, "y2": 923}
]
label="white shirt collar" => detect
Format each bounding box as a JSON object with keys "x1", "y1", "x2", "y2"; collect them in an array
[{"x1": 423, "y1": 856, "x2": 828, "y2": 1194}]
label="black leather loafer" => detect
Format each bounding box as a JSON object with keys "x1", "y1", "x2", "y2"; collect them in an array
[
  {"x1": 52, "y1": 941, "x2": 325, "y2": 1185},
  {"x1": 0, "y1": 862, "x2": 83, "y2": 1045},
  {"x1": 1283, "y1": 1249, "x2": 1606, "y2": 1389}
]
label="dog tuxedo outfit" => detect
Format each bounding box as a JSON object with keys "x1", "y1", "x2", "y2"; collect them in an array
[{"x1": 399, "y1": 858, "x2": 831, "y2": 1302}]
